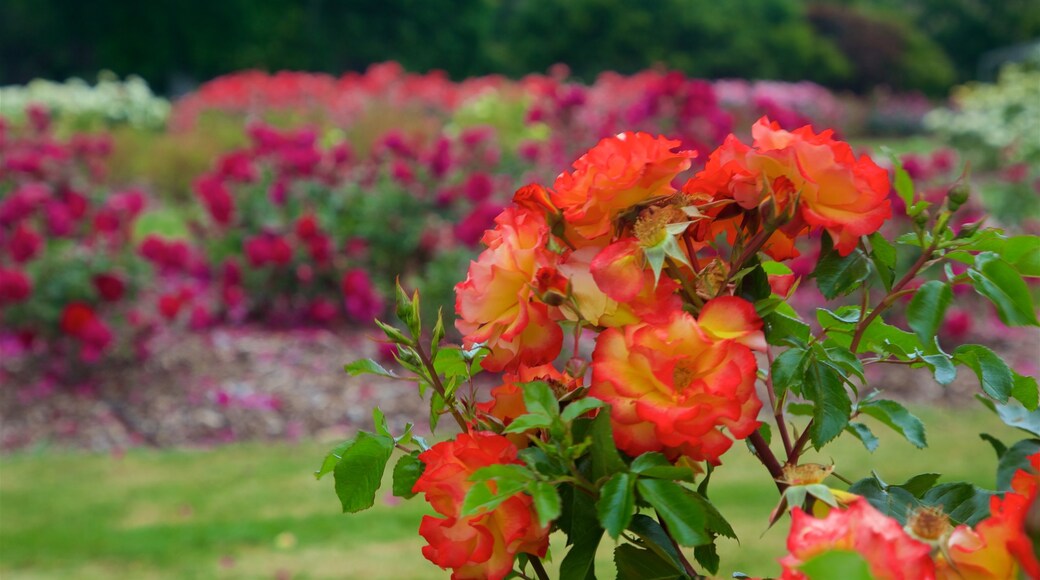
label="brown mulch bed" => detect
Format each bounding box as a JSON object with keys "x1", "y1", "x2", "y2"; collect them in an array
[{"x1": 1, "y1": 324, "x2": 1036, "y2": 451}]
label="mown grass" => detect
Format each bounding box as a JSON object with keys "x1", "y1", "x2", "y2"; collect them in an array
[{"x1": 0, "y1": 405, "x2": 1023, "y2": 579}]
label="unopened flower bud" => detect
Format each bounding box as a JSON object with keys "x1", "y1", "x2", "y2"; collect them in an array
[
  {"x1": 947, "y1": 183, "x2": 970, "y2": 211},
  {"x1": 913, "y1": 209, "x2": 930, "y2": 228}
]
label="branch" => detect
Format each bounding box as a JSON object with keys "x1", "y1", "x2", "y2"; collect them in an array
[
  {"x1": 414, "y1": 342, "x2": 469, "y2": 431},
  {"x1": 849, "y1": 241, "x2": 938, "y2": 352},
  {"x1": 748, "y1": 430, "x2": 786, "y2": 494},
  {"x1": 656, "y1": 513, "x2": 704, "y2": 579},
  {"x1": 529, "y1": 556, "x2": 551, "y2": 580}
]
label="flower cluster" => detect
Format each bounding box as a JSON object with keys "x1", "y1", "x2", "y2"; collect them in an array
[
  {"x1": 780, "y1": 453, "x2": 1040, "y2": 579},
  {"x1": 0, "y1": 108, "x2": 151, "y2": 376}
]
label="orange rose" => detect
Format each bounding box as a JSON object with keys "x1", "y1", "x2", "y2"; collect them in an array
[
  {"x1": 682, "y1": 117, "x2": 891, "y2": 257},
  {"x1": 455, "y1": 207, "x2": 563, "y2": 371},
  {"x1": 550, "y1": 132, "x2": 696, "y2": 243},
  {"x1": 413, "y1": 432, "x2": 549, "y2": 580},
  {"x1": 780, "y1": 498, "x2": 935, "y2": 580},
  {"x1": 476, "y1": 364, "x2": 582, "y2": 448},
  {"x1": 589, "y1": 298, "x2": 763, "y2": 463},
  {"x1": 938, "y1": 452, "x2": 1040, "y2": 579}
]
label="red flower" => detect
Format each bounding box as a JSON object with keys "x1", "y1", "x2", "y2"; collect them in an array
[
  {"x1": 9, "y1": 223, "x2": 43, "y2": 263},
  {"x1": 295, "y1": 214, "x2": 320, "y2": 240},
  {"x1": 413, "y1": 432, "x2": 550, "y2": 580},
  {"x1": 780, "y1": 497, "x2": 935, "y2": 579},
  {"x1": 589, "y1": 299, "x2": 764, "y2": 463},
  {"x1": 158, "y1": 293, "x2": 184, "y2": 320},
  {"x1": 0, "y1": 268, "x2": 32, "y2": 305},
  {"x1": 60, "y1": 302, "x2": 96, "y2": 336},
  {"x1": 92, "y1": 273, "x2": 126, "y2": 302}
]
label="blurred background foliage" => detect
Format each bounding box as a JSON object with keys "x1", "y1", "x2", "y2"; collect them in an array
[{"x1": 3, "y1": 0, "x2": 1038, "y2": 96}]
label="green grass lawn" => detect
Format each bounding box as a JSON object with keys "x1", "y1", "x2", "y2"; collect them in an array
[{"x1": 0, "y1": 405, "x2": 1024, "y2": 579}]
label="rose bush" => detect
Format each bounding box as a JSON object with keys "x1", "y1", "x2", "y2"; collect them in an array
[{"x1": 322, "y1": 119, "x2": 1039, "y2": 578}]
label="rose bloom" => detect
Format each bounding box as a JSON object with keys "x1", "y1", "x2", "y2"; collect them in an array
[
  {"x1": 938, "y1": 452, "x2": 1040, "y2": 579},
  {"x1": 476, "y1": 364, "x2": 582, "y2": 448},
  {"x1": 780, "y1": 498, "x2": 935, "y2": 580},
  {"x1": 455, "y1": 207, "x2": 562, "y2": 372},
  {"x1": 589, "y1": 297, "x2": 764, "y2": 463},
  {"x1": 549, "y1": 132, "x2": 696, "y2": 243},
  {"x1": 412, "y1": 432, "x2": 549, "y2": 580},
  {"x1": 684, "y1": 117, "x2": 891, "y2": 257}
]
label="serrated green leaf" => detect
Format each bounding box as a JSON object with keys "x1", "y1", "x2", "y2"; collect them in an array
[
  {"x1": 1012, "y1": 372, "x2": 1040, "y2": 411},
  {"x1": 637, "y1": 479, "x2": 709, "y2": 547},
  {"x1": 955, "y1": 344, "x2": 1014, "y2": 403},
  {"x1": 333, "y1": 432, "x2": 394, "y2": 513},
  {"x1": 531, "y1": 481, "x2": 562, "y2": 528},
  {"x1": 907, "y1": 281, "x2": 952, "y2": 348},
  {"x1": 997, "y1": 439, "x2": 1040, "y2": 490},
  {"x1": 922, "y1": 352, "x2": 957, "y2": 385},
  {"x1": 923, "y1": 482, "x2": 994, "y2": 526},
  {"x1": 891, "y1": 156, "x2": 915, "y2": 208},
  {"x1": 560, "y1": 492, "x2": 603, "y2": 580},
  {"x1": 461, "y1": 477, "x2": 529, "y2": 517},
  {"x1": 627, "y1": 514, "x2": 688, "y2": 572},
  {"x1": 968, "y1": 253, "x2": 1039, "y2": 326},
  {"x1": 859, "y1": 399, "x2": 927, "y2": 448},
  {"x1": 803, "y1": 360, "x2": 851, "y2": 449},
  {"x1": 502, "y1": 413, "x2": 553, "y2": 434},
  {"x1": 372, "y1": 407, "x2": 390, "y2": 437},
  {"x1": 597, "y1": 473, "x2": 636, "y2": 539},
  {"x1": 1005, "y1": 235, "x2": 1040, "y2": 277},
  {"x1": 614, "y1": 544, "x2": 686, "y2": 580},
  {"x1": 980, "y1": 396, "x2": 1040, "y2": 437},
  {"x1": 521, "y1": 381, "x2": 560, "y2": 418},
  {"x1": 813, "y1": 245, "x2": 872, "y2": 300},
  {"x1": 561, "y1": 397, "x2": 606, "y2": 422},
  {"x1": 392, "y1": 452, "x2": 424, "y2": 498},
  {"x1": 344, "y1": 358, "x2": 397, "y2": 378},
  {"x1": 764, "y1": 312, "x2": 811, "y2": 346},
  {"x1": 588, "y1": 411, "x2": 626, "y2": 480},
  {"x1": 979, "y1": 433, "x2": 1008, "y2": 459},
  {"x1": 869, "y1": 232, "x2": 897, "y2": 290},
  {"x1": 772, "y1": 347, "x2": 809, "y2": 397},
  {"x1": 845, "y1": 421, "x2": 879, "y2": 452},
  {"x1": 315, "y1": 437, "x2": 356, "y2": 480}
]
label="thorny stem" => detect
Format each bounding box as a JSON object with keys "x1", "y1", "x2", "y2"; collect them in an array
[
  {"x1": 414, "y1": 341, "x2": 469, "y2": 431},
  {"x1": 666, "y1": 261, "x2": 704, "y2": 308},
  {"x1": 656, "y1": 513, "x2": 704, "y2": 579}
]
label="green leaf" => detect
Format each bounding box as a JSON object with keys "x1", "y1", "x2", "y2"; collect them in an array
[
  {"x1": 627, "y1": 514, "x2": 688, "y2": 572},
  {"x1": 979, "y1": 396, "x2": 1040, "y2": 437},
  {"x1": 344, "y1": 358, "x2": 397, "y2": 378},
  {"x1": 375, "y1": 319, "x2": 412, "y2": 345},
  {"x1": 561, "y1": 397, "x2": 607, "y2": 422},
  {"x1": 588, "y1": 411, "x2": 626, "y2": 480},
  {"x1": 430, "y1": 308, "x2": 445, "y2": 355},
  {"x1": 630, "y1": 453, "x2": 699, "y2": 482},
  {"x1": 968, "y1": 253, "x2": 1039, "y2": 326},
  {"x1": 907, "y1": 281, "x2": 952, "y2": 347},
  {"x1": 800, "y1": 550, "x2": 874, "y2": 580},
  {"x1": 922, "y1": 352, "x2": 957, "y2": 385},
  {"x1": 502, "y1": 413, "x2": 553, "y2": 434},
  {"x1": 764, "y1": 312, "x2": 811, "y2": 346},
  {"x1": 333, "y1": 432, "x2": 395, "y2": 513},
  {"x1": 900, "y1": 473, "x2": 942, "y2": 498},
  {"x1": 637, "y1": 479, "x2": 709, "y2": 547},
  {"x1": 869, "y1": 232, "x2": 897, "y2": 290},
  {"x1": 461, "y1": 478, "x2": 528, "y2": 517},
  {"x1": 315, "y1": 437, "x2": 356, "y2": 480},
  {"x1": 772, "y1": 347, "x2": 809, "y2": 397},
  {"x1": 372, "y1": 408, "x2": 390, "y2": 437},
  {"x1": 979, "y1": 433, "x2": 1008, "y2": 459},
  {"x1": 392, "y1": 452, "x2": 424, "y2": 498},
  {"x1": 597, "y1": 473, "x2": 636, "y2": 539},
  {"x1": 803, "y1": 360, "x2": 851, "y2": 449},
  {"x1": 997, "y1": 439, "x2": 1040, "y2": 491},
  {"x1": 530, "y1": 481, "x2": 562, "y2": 528},
  {"x1": 813, "y1": 244, "x2": 872, "y2": 300},
  {"x1": 614, "y1": 544, "x2": 686, "y2": 580},
  {"x1": 432, "y1": 347, "x2": 469, "y2": 380},
  {"x1": 845, "y1": 421, "x2": 879, "y2": 452},
  {"x1": 522, "y1": 381, "x2": 560, "y2": 418},
  {"x1": 1005, "y1": 235, "x2": 1040, "y2": 277},
  {"x1": 559, "y1": 492, "x2": 603, "y2": 580},
  {"x1": 693, "y1": 542, "x2": 720, "y2": 576},
  {"x1": 890, "y1": 154, "x2": 915, "y2": 208},
  {"x1": 1013, "y1": 372, "x2": 1040, "y2": 411},
  {"x1": 859, "y1": 399, "x2": 927, "y2": 449},
  {"x1": 955, "y1": 344, "x2": 1014, "y2": 403}
]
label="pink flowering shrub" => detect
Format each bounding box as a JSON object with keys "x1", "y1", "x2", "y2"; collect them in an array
[{"x1": 0, "y1": 108, "x2": 153, "y2": 384}]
